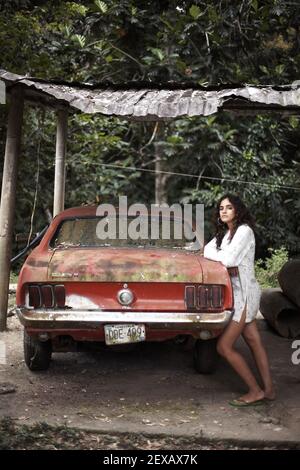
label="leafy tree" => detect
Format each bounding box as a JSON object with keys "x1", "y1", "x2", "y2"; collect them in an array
[{"x1": 1, "y1": 0, "x2": 300, "y2": 263}]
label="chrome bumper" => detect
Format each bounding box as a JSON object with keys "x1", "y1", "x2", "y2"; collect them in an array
[{"x1": 17, "y1": 307, "x2": 233, "y2": 330}]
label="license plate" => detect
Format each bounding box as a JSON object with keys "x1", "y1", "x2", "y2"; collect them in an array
[{"x1": 104, "y1": 324, "x2": 146, "y2": 345}]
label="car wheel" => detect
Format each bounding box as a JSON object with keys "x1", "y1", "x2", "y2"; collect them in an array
[
  {"x1": 24, "y1": 330, "x2": 52, "y2": 371},
  {"x1": 193, "y1": 338, "x2": 219, "y2": 374}
]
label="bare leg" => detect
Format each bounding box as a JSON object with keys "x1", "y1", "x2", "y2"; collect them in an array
[
  {"x1": 242, "y1": 320, "x2": 275, "y2": 400},
  {"x1": 217, "y1": 304, "x2": 264, "y2": 403}
]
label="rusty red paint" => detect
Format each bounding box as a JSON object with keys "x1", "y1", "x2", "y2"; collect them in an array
[{"x1": 48, "y1": 247, "x2": 204, "y2": 282}]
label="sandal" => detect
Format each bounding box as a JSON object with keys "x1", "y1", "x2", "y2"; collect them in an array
[{"x1": 229, "y1": 398, "x2": 265, "y2": 407}]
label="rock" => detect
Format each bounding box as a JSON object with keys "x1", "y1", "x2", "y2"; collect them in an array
[
  {"x1": 259, "y1": 417, "x2": 280, "y2": 425},
  {"x1": 0, "y1": 382, "x2": 16, "y2": 394}
]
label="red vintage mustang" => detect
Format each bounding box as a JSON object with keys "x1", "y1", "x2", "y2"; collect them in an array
[{"x1": 16, "y1": 206, "x2": 234, "y2": 373}]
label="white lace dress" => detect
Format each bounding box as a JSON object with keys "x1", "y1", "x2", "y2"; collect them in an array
[{"x1": 203, "y1": 224, "x2": 262, "y2": 323}]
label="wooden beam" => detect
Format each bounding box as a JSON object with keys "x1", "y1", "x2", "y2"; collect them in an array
[
  {"x1": 53, "y1": 109, "x2": 68, "y2": 217},
  {"x1": 0, "y1": 87, "x2": 24, "y2": 331}
]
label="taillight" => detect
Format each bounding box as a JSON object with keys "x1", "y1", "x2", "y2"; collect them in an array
[
  {"x1": 40, "y1": 285, "x2": 54, "y2": 307},
  {"x1": 28, "y1": 284, "x2": 65, "y2": 308},
  {"x1": 185, "y1": 284, "x2": 224, "y2": 310},
  {"x1": 185, "y1": 286, "x2": 196, "y2": 309},
  {"x1": 211, "y1": 285, "x2": 223, "y2": 308},
  {"x1": 28, "y1": 285, "x2": 41, "y2": 308},
  {"x1": 197, "y1": 286, "x2": 208, "y2": 309},
  {"x1": 54, "y1": 285, "x2": 66, "y2": 308}
]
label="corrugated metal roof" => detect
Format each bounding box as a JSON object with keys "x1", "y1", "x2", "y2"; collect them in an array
[{"x1": 1, "y1": 69, "x2": 300, "y2": 120}]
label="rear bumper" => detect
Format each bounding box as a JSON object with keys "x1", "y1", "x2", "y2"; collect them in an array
[{"x1": 17, "y1": 307, "x2": 233, "y2": 330}]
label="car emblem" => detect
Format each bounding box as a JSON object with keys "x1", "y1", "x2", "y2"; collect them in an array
[{"x1": 117, "y1": 288, "x2": 134, "y2": 306}]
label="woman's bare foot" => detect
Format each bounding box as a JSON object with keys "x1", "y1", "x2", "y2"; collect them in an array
[
  {"x1": 264, "y1": 389, "x2": 276, "y2": 401},
  {"x1": 237, "y1": 389, "x2": 265, "y2": 404}
]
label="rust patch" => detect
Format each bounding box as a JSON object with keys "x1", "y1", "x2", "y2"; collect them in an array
[{"x1": 47, "y1": 247, "x2": 203, "y2": 283}]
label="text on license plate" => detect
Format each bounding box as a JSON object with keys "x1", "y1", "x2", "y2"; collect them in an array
[{"x1": 104, "y1": 324, "x2": 146, "y2": 345}]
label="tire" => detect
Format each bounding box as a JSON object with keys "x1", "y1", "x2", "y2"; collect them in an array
[
  {"x1": 193, "y1": 338, "x2": 219, "y2": 374},
  {"x1": 24, "y1": 330, "x2": 52, "y2": 371}
]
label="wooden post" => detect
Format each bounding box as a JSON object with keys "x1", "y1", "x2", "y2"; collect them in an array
[
  {"x1": 154, "y1": 122, "x2": 169, "y2": 205},
  {"x1": 0, "y1": 87, "x2": 24, "y2": 331},
  {"x1": 53, "y1": 109, "x2": 68, "y2": 217}
]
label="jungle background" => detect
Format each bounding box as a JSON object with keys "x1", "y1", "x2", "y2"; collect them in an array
[{"x1": 1, "y1": 0, "x2": 300, "y2": 278}]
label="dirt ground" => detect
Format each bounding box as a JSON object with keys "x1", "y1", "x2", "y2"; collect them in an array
[
  {"x1": 0, "y1": 418, "x2": 285, "y2": 450},
  {"x1": 1, "y1": 293, "x2": 300, "y2": 450}
]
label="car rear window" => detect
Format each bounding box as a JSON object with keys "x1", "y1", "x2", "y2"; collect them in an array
[{"x1": 51, "y1": 216, "x2": 201, "y2": 251}]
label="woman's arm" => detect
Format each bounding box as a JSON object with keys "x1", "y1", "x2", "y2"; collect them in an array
[
  {"x1": 203, "y1": 225, "x2": 253, "y2": 267},
  {"x1": 203, "y1": 236, "x2": 219, "y2": 260}
]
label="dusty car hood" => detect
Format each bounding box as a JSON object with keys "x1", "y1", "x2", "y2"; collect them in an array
[{"x1": 48, "y1": 247, "x2": 203, "y2": 282}]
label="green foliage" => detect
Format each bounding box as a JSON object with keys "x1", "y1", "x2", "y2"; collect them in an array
[
  {"x1": 189, "y1": 5, "x2": 203, "y2": 20},
  {"x1": 65, "y1": 113, "x2": 144, "y2": 206},
  {"x1": 255, "y1": 247, "x2": 289, "y2": 288},
  {"x1": 94, "y1": 1, "x2": 108, "y2": 14},
  {"x1": 180, "y1": 114, "x2": 300, "y2": 256},
  {"x1": 9, "y1": 272, "x2": 18, "y2": 284},
  {"x1": 0, "y1": 0, "x2": 300, "y2": 266},
  {"x1": 1, "y1": 0, "x2": 300, "y2": 83}
]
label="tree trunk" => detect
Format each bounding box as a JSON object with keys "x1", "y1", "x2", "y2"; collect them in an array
[
  {"x1": 53, "y1": 109, "x2": 68, "y2": 217},
  {"x1": 154, "y1": 122, "x2": 169, "y2": 205}
]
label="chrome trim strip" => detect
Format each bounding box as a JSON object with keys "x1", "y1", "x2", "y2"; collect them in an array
[{"x1": 17, "y1": 307, "x2": 233, "y2": 330}]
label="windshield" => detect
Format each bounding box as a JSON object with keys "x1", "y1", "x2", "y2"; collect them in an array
[{"x1": 51, "y1": 215, "x2": 201, "y2": 251}]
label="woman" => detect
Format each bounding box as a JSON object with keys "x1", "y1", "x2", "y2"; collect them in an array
[{"x1": 203, "y1": 194, "x2": 275, "y2": 406}]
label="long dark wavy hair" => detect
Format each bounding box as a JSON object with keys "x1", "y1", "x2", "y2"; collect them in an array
[{"x1": 213, "y1": 194, "x2": 256, "y2": 249}]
